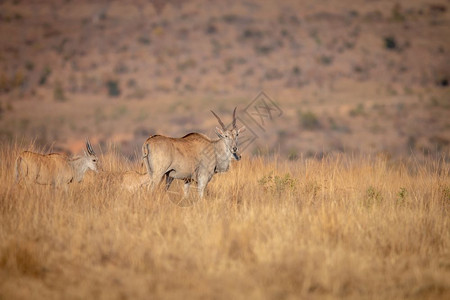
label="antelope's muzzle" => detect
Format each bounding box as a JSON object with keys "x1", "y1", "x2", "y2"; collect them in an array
[{"x1": 233, "y1": 151, "x2": 241, "y2": 161}]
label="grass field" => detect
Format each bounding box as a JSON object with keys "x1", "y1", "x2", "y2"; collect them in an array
[
  {"x1": 1, "y1": 142, "x2": 449, "y2": 299},
  {"x1": 1, "y1": 0, "x2": 449, "y2": 298}
]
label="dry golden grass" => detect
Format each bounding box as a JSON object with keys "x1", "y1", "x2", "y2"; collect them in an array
[{"x1": 0, "y1": 141, "x2": 449, "y2": 299}]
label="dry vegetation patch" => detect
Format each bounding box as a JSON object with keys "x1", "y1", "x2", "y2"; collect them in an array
[{"x1": 0, "y1": 143, "x2": 449, "y2": 299}]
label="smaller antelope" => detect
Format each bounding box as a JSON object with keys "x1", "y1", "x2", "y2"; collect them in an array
[
  {"x1": 15, "y1": 140, "x2": 99, "y2": 187},
  {"x1": 88, "y1": 169, "x2": 150, "y2": 192},
  {"x1": 121, "y1": 171, "x2": 150, "y2": 192}
]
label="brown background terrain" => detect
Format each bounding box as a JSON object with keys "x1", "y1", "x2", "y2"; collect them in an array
[
  {"x1": 1, "y1": 1, "x2": 450, "y2": 299},
  {"x1": 0, "y1": 0, "x2": 449, "y2": 159}
]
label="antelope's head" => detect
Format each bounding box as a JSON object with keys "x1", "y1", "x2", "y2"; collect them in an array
[
  {"x1": 85, "y1": 139, "x2": 99, "y2": 172},
  {"x1": 211, "y1": 107, "x2": 246, "y2": 161}
]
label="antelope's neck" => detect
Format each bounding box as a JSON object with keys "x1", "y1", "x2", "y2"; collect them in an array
[
  {"x1": 70, "y1": 157, "x2": 88, "y2": 182},
  {"x1": 213, "y1": 139, "x2": 232, "y2": 172}
]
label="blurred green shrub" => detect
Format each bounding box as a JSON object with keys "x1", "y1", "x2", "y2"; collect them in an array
[
  {"x1": 298, "y1": 110, "x2": 321, "y2": 130},
  {"x1": 106, "y1": 80, "x2": 121, "y2": 97}
]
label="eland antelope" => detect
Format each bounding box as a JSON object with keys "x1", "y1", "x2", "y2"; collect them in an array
[
  {"x1": 121, "y1": 170, "x2": 150, "y2": 192},
  {"x1": 93, "y1": 170, "x2": 150, "y2": 192},
  {"x1": 14, "y1": 140, "x2": 99, "y2": 187},
  {"x1": 142, "y1": 107, "x2": 245, "y2": 198}
]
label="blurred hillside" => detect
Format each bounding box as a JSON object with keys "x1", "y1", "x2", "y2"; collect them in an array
[{"x1": 0, "y1": 0, "x2": 449, "y2": 159}]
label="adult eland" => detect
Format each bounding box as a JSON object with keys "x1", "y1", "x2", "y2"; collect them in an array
[{"x1": 142, "y1": 107, "x2": 245, "y2": 198}]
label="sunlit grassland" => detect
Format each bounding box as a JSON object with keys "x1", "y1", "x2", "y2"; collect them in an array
[{"x1": 0, "y1": 142, "x2": 449, "y2": 299}]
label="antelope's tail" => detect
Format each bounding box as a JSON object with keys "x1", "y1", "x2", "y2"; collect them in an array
[
  {"x1": 142, "y1": 143, "x2": 152, "y2": 178},
  {"x1": 14, "y1": 155, "x2": 23, "y2": 184}
]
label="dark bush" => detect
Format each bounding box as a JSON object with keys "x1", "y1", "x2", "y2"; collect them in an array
[
  {"x1": 298, "y1": 111, "x2": 321, "y2": 130},
  {"x1": 384, "y1": 36, "x2": 397, "y2": 50},
  {"x1": 106, "y1": 80, "x2": 121, "y2": 97},
  {"x1": 53, "y1": 81, "x2": 66, "y2": 102},
  {"x1": 38, "y1": 66, "x2": 51, "y2": 85}
]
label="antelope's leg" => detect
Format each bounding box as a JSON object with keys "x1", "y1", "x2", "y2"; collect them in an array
[
  {"x1": 183, "y1": 179, "x2": 191, "y2": 197},
  {"x1": 150, "y1": 168, "x2": 167, "y2": 191},
  {"x1": 165, "y1": 174, "x2": 174, "y2": 190},
  {"x1": 197, "y1": 184, "x2": 205, "y2": 199},
  {"x1": 196, "y1": 172, "x2": 213, "y2": 199}
]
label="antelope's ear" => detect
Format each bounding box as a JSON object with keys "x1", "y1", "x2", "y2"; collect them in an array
[
  {"x1": 215, "y1": 127, "x2": 224, "y2": 138},
  {"x1": 238, "y1": 126, "x2": 246, "y2": 134}
]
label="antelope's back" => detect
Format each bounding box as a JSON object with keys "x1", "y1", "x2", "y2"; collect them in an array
[
  {"x1": 18, "y1": 151, "x2": 52, "y2": 174},
  {"x1": 144, "y1": 133, "x2": 210, "y2": 157},
  {"x1": 16, "y1": 151, "x2": 40, "y2": 180},
  {"x1": 33, "y1": 152, "x2": 72, "y2": 183},
  {"x1": 122, "y1": 171, "x2": 149, "y2": 191}
]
